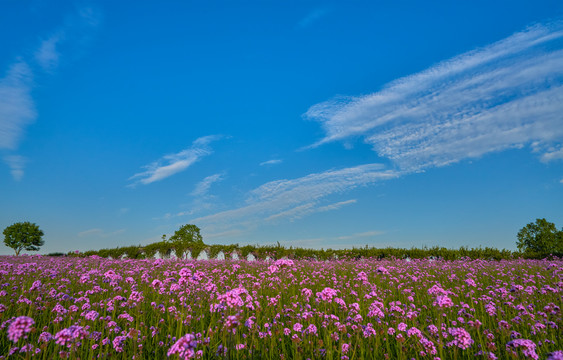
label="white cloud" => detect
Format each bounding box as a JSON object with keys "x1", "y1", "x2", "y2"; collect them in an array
[
  {"x1": 260, "y1": 159, "x2": 283, "y2": 166},
  {"x1": 205, "y1": 229, "x2": 246, "y2": 240},
  {"x1": 305, "y1": 20, "x2": 563, "y2": 171},
  {"x1": 1, "y1": 6, "x2": 101, "y2": 180},
  {"x1": 35, "y1": 33, "x2": 63, "y2": 71},
  {"x1": 265, "y1": 203, "x2": 316, "y2": 222},
  {"x1": 0, "y1": 61, "x2": 36, "y2": 150},
  {"x1": 129, "y1": 135, "x2": 223, "y2": 186},
  {"x1": 297, "y1": 7, "x2": 330, "y2": 28},
  {"x1": 3, "y1": 155, "x2": 27, "y2": 181},
  {"x1": 264, "y1": 230, "x2": 385, "y2": 249},
  {"x1": 191, "y1": 173, "x2": 225, "y2": 197},
  {"x1": 337, "y1": 230, "x2": 384, "y2": 241},
  {"x1": 540, "y1": 146, "x2": 563, "y2": 162},
  {"x1": 191, "y1": 164, "x2": 398, "y2": 231},
  {"x1": 316, "y1": 199, "x2": 357, "y2": 212},
  {"x1": 265, "y1": 199, "x2": 357, "y2": 222},
  {"x1": 78, "y1": 228, "x2": 125, "y2": 238},
  {"x1": 34, "y1": 6, "x2": 101, "y2": 71}
]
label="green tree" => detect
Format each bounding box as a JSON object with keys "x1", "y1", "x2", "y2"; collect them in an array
[
  {"x1": 517, "y1": 218, "x2": 563, "y2": 256},
  {"x1": 169, "y1": 224, "x2": 204, "y2": 245},
  {"x1": 3, "y1": 222, "x2": 45, "y2": 256}
]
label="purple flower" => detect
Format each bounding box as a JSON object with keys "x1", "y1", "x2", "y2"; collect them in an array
[
  {"x1": 113, "y1": 335, "x2": 127, "y2": 352},
  {"x1": 167, "y1": 333, "x2": 198, "y2": 359},
  {"x1": 434, "y1": 295, "x2": 454, "y2": 308},
  {"x1": 55, "y1": 329, "x2": 73, "y2": 346},
  {"x1": 446, "y1": 327, "x2": 474, "y2": 350},
  {"x1": 38, "y1": 331, "x2": 53, "y2": 343},
  {"x1": 547, "y1": 351, "x2": 563, "y2": 360},
  {"x1": 506, "y1": 339, "x2": 538, "y2": 360},
  {"x1": 306, "y1": 324, "x2": 318, "y2": 336},
  {"x1": 8, "y1": 316, "x2": 35, "y2": 343}
]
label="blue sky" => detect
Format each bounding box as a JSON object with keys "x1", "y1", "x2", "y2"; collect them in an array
[{"x1": 1, "y1": 0, "x2": 562, "y2": 255}]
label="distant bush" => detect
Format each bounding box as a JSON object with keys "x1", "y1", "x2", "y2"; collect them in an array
[
  {"x1": 75, "y1": 241, "x2": 531, "y2": 261},
  {"x1": 46, "y1": 252, "x2": 66, "y2": 257}
]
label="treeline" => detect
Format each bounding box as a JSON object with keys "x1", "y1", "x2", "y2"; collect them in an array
[{"x1": 61, "y1": 241, "x2": 559, "y2": 261}]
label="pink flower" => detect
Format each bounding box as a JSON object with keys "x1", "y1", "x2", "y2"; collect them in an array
[
  {"x1": 316, "y1": 287, "x2": 338, "y2": 302},
  {"x1": 55, "y1": 329, "x2": 73, "y2": 346},
  {"x1": 113, "y1": 336, "x2": 127, "y2": 352},
  {"x1": 29, "y1": 280, "x2": 42, "y2": 291},
  {"x1": 38, "y1": 332, "x2": 53, "y2": 343},
  {"x1": 464, "y1": 278, "x2": 477, "y2": 287},
  {"x1": 506, "y1": 339, "x2": 538, "y2": 360},
  {"x1": 547, "y1": 351, "x2": 563, "y2": 360},
  {"x1": 434, "y1": 295, "x2": 454, "y2": 308},
  {"x1": 427, "y1": 285, "x2": 448, "y2": 296},
  {"x1": 306, "y1": 324, "x2": 318, "y2": 335},
  {"x1": 168, "y1": 334, "x2": 198, "y2": 359},
  {"x1": 342, "y1": 343, "x2": 350, "y2": 354},
  {"x1": 446, "y1": 327, "x2": 474, "y2": 350},
  {"x1": 293, "y1": 323, "x2": 303, "y2": 332},
  {"x1": 8, "y1": 316, "x2": 35, "y2": 342},
  {"x1": 357, "y1": 271, "x2": 368, "y2": 281},
  {"x1": 84, "y1": 310, "x2": 99, "y2": 321}
]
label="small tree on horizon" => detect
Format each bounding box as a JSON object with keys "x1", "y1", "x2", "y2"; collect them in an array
[
  {"x1": 517, "y1": 218, "x2": 563, "y2": 257},
  {"x1": 3, "y1": 222, "x2": 45, "y2": 256},
  {"x1": 169, "y1": 224, "x2": 204, "y2": 245}
]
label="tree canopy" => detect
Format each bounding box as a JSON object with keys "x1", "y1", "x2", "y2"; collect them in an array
[
  {"x1": 3, "y1": 222, "x2": 45, "y2": 256},
  {"x1": 517, "y1": 218, "x2": 563, "y2": 257},
  {"x1": 169, "y1": 224, "x2": 204, "y2": 245}
]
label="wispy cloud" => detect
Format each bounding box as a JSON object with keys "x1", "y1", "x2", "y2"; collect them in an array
[
  {"x1": 336, "y1": 230, "x2": 384, "y2": 241},
  {"x1": 191, "y1": 173, "x2": 225, "y2": 197},
  {"x1": 205, "y1": 229, "x2": 246, "y2": 240},
  {"x1": 129, "y1": 135, "x2": 223, "y2": 187},
  {"x1": 265, "y1": 199, "x2": 357, "y2": 222},
  {"x1": 261, "y1": 230, "x2": 385, "y2": 249},
  {"x1": 0, "y1": 6, "x2": 100, "y2": 180},
  {"x1": 260, "y1": 159, "x2": 283, "y2": 166},
  {"x1": 0, "y1": 62, "x2": 36, "y2": 151},
  {"x1": 297, "y1": 7, "x2": 330, "y2": 28},
  {"x1": 540, "y1": 146, "x2": 563, "y2": 163},
  {"x1": 35, "y1": 32, "x2": 64, "y2": 71},
  {"x1": 191, "y1": 164, "x2": 398, "y2": 231},
  {"x1": 305, "y1": 20, "x2": 563, "y2": 171},
  {"x1": 78, "y1": 228, "x2": 125, "y2": 238},
  {"x1": 34, "y1": 6, "x2": 101, "y2": 72},
  {"x1": 3, "y1": 155, "x2": 27, "y2": 181},
  {"x1": 0, "y1": 61, "x2": 35, "y2": 181}
]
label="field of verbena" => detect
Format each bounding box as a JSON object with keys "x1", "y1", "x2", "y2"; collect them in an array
[{"x1": 0, "y1": 256, "x2": 562, "y2": 359}]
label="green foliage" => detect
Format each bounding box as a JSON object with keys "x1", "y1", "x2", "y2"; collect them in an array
[
  {"x1": 3, "y1": 222, "x2": 44, "y2": 256},
  {"x1": 73, "y1": 220, "x2": 563, "y2": 261},
  {"x1": 46, "y1": 252, "x2": 66, "y2": 257},
  {"x1": 169, "y1": 224, "x2": 204, "y2": 245},
  {"x1": 188, "y1": 243, "x2": 206, "y2": 260},
  {"x1": 206, "y1": 245, "x2": 222, "y2": 259},
  {"x1": 517, "y1": 218, "x2": 563, "y2": 257},
  {"x1": 79, "y1": 241, "x2": 528, "y2": 261}
]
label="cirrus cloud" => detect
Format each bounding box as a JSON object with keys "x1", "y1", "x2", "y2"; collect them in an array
[
  {"x1": 129, "y1": 135, "x2": 224, "y2": 187},
  {"x1": 305, "y1": 20, "x2": 563, "y2": 172}
]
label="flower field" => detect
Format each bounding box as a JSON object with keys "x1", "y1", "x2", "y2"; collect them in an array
[{"x1": 0, "y1": 256, "x2": 562, "y2": 359}]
